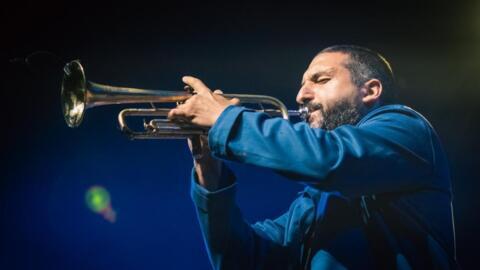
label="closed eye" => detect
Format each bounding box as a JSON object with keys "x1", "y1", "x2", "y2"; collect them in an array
[
  {"x1": 301, "y1": 69, "x2": 335, "y2": 86},
  {"x1": 316, "y1": 77, "x2": 331, "y2": 84}
]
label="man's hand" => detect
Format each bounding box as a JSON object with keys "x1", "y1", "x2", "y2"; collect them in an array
[
  {"x1": 167, "y1": 76, "x2": 239, "y2": 127},
  {"x1": 170, "y1": 76, "x2": 238, "y2": 190},
  {"x1": 188, "y1": 135, "x2": 226, "y2": 190}
]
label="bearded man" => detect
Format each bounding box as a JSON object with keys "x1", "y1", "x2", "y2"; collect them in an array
[{"x1": 168, "y1": 45, "x2": 457, "y2": 269}]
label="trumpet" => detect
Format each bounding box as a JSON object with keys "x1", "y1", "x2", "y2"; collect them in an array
[{"x1": 61, "y1": 60, "x2": 307, "y2": 139}]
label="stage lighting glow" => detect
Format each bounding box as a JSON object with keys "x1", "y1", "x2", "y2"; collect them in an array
[{"x1": 86, "y1": 185, "x2": 117, "y2": 223}]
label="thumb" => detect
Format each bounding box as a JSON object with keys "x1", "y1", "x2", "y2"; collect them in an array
[{"x1": 229, "y1": 97, "x2": 240, "y2": 105}]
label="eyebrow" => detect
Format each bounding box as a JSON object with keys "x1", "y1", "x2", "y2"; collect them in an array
[{"x1": 301, "y1": 68, "x2": 336, "y2": 86}]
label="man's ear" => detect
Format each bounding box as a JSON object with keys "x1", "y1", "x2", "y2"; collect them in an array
[{"x1": 360, "y1": 79, "x2": 382, "y2": 107}]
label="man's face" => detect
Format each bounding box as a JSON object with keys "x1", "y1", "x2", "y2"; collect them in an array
[{"x1": 297, "y1": 52, "x2": 364, "y2": 129}]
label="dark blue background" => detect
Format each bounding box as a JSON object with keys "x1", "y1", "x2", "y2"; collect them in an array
[{"x1": 2, "y1": 1, "x2": 479, "y2": 269}]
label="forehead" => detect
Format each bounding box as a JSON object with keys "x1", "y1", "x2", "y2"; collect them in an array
[{"x1": 303, "y1": 52, "x2": 350, "y2": 77}]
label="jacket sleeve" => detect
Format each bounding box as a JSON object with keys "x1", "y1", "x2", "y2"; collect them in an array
[
  {"x1": 191, "y1": 164, "x2": 314, "y2": 270},
  {"x1": 208, "y1": 105, "x2": 438, "y2": 197}
]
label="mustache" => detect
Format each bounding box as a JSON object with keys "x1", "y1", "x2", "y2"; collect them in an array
[
  {"x1": 305, "y1": 101, "x2": 323, "y2": 112},
  {"x1": 298, "y1": 101, "x2": 324, "y2": 121},
  {"x1": 299, "y1": 101, "x2": 324, "y2": 114}
]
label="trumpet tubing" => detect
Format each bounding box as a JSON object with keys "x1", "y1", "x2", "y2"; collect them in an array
[{"x1": 61, "y1": 60, "x2": 306, "y2": 139}]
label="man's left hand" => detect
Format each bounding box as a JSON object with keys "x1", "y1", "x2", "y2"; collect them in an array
[{"x1": 167, "y1": 76, "x2": 239, "y2": 127}]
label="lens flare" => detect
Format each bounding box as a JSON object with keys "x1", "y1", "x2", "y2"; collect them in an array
[{"x1": 85, "y1": 185, "x2": 116, "y2": 223}]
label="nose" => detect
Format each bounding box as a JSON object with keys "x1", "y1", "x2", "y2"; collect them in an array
[{"x1": 296, "y1": 85, "x2": 315, "y2": 105}]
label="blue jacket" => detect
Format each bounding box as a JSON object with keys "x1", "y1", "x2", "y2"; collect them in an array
[{"x1": 190, "y1": 104, "x2": 456, "y2": 269}]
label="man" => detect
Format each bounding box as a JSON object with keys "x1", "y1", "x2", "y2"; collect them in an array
[{"x1": 168, "y1": 45, "x2": 457, "y2": 269}]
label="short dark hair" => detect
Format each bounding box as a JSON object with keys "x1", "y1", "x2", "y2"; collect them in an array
[{"x1": 320, "y1": 45, "x2": 396, "y2": 104}]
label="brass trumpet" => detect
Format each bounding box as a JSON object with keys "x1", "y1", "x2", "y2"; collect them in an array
[{"x1": 61, "y1": 60, "x2": 307, "y2": 139}]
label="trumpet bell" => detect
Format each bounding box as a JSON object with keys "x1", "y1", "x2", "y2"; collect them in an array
[{"x1": 61, "y1": 60, "x2": 87, "y2": 128}]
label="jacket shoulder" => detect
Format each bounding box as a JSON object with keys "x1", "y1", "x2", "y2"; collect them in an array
[{"x1": 358, "y1": 104, "x2": 434, "y2": 129}]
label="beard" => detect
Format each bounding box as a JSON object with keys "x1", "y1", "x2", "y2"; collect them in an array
[{"x1": 304, "y1": 99, "x2": 365, "y2": 130}]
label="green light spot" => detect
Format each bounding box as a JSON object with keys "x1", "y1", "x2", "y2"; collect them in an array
[{"x1": 85, "y1": 185, "x2": 111, "y2": 213}]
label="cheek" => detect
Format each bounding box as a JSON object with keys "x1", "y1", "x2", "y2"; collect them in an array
[
  {"x1": 318, "y1": 80, "x2": 358, "y2": 108},
  {"x1": 312, "y1": 83, "x2": 342, "y2": 109}
]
